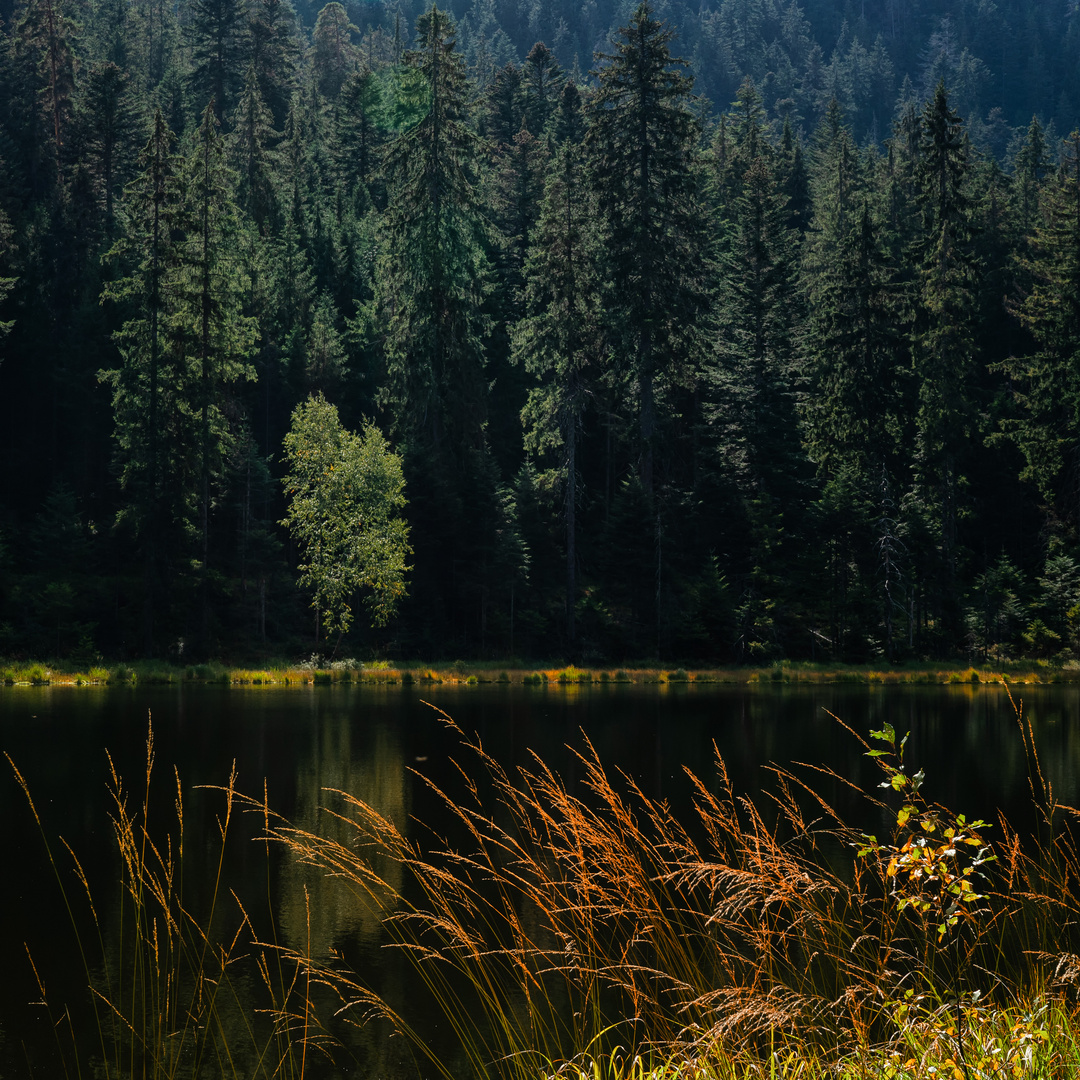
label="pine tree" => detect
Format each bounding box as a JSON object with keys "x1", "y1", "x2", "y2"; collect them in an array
[
  {"x1": 491, "y1": 120, "x2": 548, "y2": 312},
  {"x1": 1000, "y1": 131, "x2": 1080, "y2": 534},
  {"x1": 335, "y1": 68, "x2": 386, "y2": 206},
  {"x1": 230, "y1": 63, "x2": 281, "y2": 235},
  {"x1": 377, "y1": 4, "x2": 490, "y2": 454},
  {"x1": 803, "y1": 199, "x2": 901, "y2": 480},
  {"x1": 14, "y1": 0, "x2": 76, "y2": 189},
  {"x1": 100, "y1": 110, "x2": 183, "y2": 654},
  {"x1": 78, "y1": 60, "x2": 142, "y2": 235},
  {"x1": 910, "y1": 81, "x2": 979, "y2": 637},
  {"x1": 481, "y1": 61, "x2": 523, "y2": 149},
  {"x1": 311, "y1": 2, "x2": 359, "y2": 101},
  {"x1": 522, "y1": 40, "x2": 563, "y2": 138},
  {"x1": 552, "y1": 79, "x2": 585, "y2": 146},
  {"x1": 246, "y1": 0, "x2": 300, "y2": 129},
  {"x1": 1013, "y1": 113, "x2": 1049, "y2": 231},
  {"x1": 187, "y1": 0, "x2": 248, "y2": 120},
  {"x1": 182, "y1": 103, "x2": 259, "y2": 647},
  {"x1": 514, "y1": 141, "x2": 602, "y2": 648},
  {"x1": 708, "y1": 153, "x2": 801, "y2": 506},
  {"x1": 584, "y1": 0, "x2": 708, "y2": 496}
]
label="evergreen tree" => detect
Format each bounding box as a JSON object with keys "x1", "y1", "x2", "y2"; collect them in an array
[
  {"x1": 481, "y1": 61, "x2": 524, "y2": 149},
  {"x1": 514, "y1": 141, "x2": 602, "y2": 649},
  {"x1": 1013, "y1": 113, "x2": 1049, "y2": 231},
  {"x1": 522, "y1": 40, "x2": 563, "y2": 138},
  {"x1": 552, "y1": 79, "x2": 585, "y2": 146},
  {"x1": 375, "y1": 4, "x2": 497, "y2": 650},
  {"x1": 335, "y1": 68, "x2": 386, "y2": 206},
  {"x1": 14, "y1": 0, "x2": 76, "y2": 190},
  {"x1": 1000, "y1": 131, "x2": 1080, "y2": 535},
  {"x1": 584, "y1": 0, "x2": 708, "y2": 496},
  {"x1": 377, "y1": 4, "x2": 490, "y2": 453},
  {"x1": 183, "y1": 102, "x2": 259, "y2": 647},
  {"x1": 310, "y1": 2, "x2": 358, "y2": 101},
  {"x1": 246, "y1": 0, "x2": 300, "y2": 129},
  {"x1": 78, "y1": 60, "x2": 142, "y2": 235},
  {"x1": 491, "y1": 120, "x2": 547, "y2": 311},
  {"x1": 187, "y1": 0, "x2": 248, "y2": 120},
  {"x1": 100, "y1": 110, "x2": 183, "y2": 654},
  {"x1": 910, "y1": 81, "x2": 979, "y2": 639},
  {"x1": 230, "y1": 63, "x2": 281, "y2": 235}
]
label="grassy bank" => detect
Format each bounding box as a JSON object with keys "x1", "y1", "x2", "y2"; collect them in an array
[
  {"x1": 11, "y1": 691, "x2": 1080, "y2": 1079},
  {"x1": 3, "y1": 657, "x2": 1079, "y2": 688}
]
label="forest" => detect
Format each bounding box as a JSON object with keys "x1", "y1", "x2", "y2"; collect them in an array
[{"x1": 2, "y1": 0, "x2": 1080, "y2": 665}]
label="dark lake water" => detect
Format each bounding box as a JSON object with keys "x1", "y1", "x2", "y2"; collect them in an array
[{"x1": 2, "y1": 681, "x2": 1079, "y2": 1077}]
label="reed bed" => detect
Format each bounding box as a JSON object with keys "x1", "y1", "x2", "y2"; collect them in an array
[
  {"x1": 13, "y1": 684, "x2": 1080, "y2": 1079},
  {"x1": 233, "y1": 686, "x2": 1080, "y2": 1080},
  {"x1": 7, "y1": 726, "x2": 316, "y2": 1080}
]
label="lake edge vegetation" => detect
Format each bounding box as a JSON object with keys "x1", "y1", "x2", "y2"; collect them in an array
[
  {"x1": 13, "y1": 689, "x2": 1080, "y2": 1078},
  {"x1": 5, "y1": 658, "x2": 1080, "y2": 687}
]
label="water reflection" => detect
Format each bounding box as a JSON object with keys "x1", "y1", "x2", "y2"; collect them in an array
[{"x1": 279, "y1": 705, "x2": 409, "y2": 957}]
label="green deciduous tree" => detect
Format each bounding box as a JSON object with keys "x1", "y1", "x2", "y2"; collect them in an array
[{"x1": 281, "y1": 393, "x2": 411, "y2": 637}]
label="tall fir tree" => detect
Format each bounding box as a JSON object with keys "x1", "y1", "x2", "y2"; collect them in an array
[
  {"x1": 910, "y1": 81, "x2": 980, "y2": 642},
  {"x1": 100, "y1": 110, "x2": 184, "y2": 654},
  {"x1": 186, "y1": 0, "x2": 248, "y2": 120},
  {"x1": 514, "y1": 141, "x2": 602, "y2": 649},
  {"x1": 246, "y1": 0, "x2": 300, "y2": 129},
  {"x1": 1000, "y1": 131, "x2": 1080, "y2": 536},
  {"x1": 183, "y1": 102, "x2": 259, "y2": 647},
  {"x1": 584, "y1": 0, "x2": 708, "y2": 497},
  {"x1": 375, "y1": 4, "x2": 498, "y2": 650}
]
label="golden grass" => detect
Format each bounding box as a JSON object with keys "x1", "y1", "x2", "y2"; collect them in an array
[
  {"x1": 3, "y1": 657, "x2": 1075, "y2": 687},
  {"x1": 8, "y1": 725, "x2": 316, "y2": 1080},
  {"x1": 237, "y1": 686, "x2": 1080, "y2": 1080},
  {"x1": 13, "y1": 682, "x2": 1080, "y2": 1080}
]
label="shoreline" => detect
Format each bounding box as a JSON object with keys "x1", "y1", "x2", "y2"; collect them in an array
[{"x1": 2, "y1": 658, "x2": 1076, "y2": 688}]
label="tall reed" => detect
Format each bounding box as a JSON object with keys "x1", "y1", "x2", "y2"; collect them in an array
[
  {"x1": 8, "y1": 723, "x2": 312, "y2": 1079},
  {"x1": 15, "y1": 688, "x2": 1080, "y2": 1079},
  {"x1": 254, "y1": 694, "x2": 1080, "y2": 1079}
]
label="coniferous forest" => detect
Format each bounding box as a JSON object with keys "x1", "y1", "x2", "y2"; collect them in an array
[{"x1": 3, "y1": 0, "x2": 1080, "y2": 665}]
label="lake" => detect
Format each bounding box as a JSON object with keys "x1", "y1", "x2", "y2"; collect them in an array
[{"x1": 2, "y1": 681, "x2": 1078, "y2": 1077}]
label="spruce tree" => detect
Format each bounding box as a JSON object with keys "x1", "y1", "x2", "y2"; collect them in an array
[
  {"x1": 910, "y1": 81, "x2": 979, "y2": 639},
  {"x1": 514, "y1": 141, "x2": 602, "y2": 648},
  {"x1": 584, "y1": 0, "x2": 707, "y2": 497},
  {"x1": 310, "y1": 2, "x2": 359, "y2": 101},
  {"x1": 14, "y1": 0, "x2": 75, "y2": 190},
  {"x1": 230, "y1": 63, "x2": 281, "y2": 235},
  {"x1": 183, "y1": 103, "x2": 259, "y2": 647},
  {"x1": 375, "y1": 4, "x2": 497, "y2": 650},
  {"x1": 187, "y1": 0, "x2": 248, "y2": 121},
  {"x1": 100, "y1": 110, "x2": 183, "y2": 654},
  {"x1": 522, "y1": 40, "x2": 563, "y2": 138},
  {"x1": 78, "y1": 60, "x2": 142, "y2": 235},
  {"x1": 1000, "y1": 131, "x2": 1080, "y2": 533},
  {"x1": 377, "y1": 4, "x2": 490, "y2": 453},
  {"x1": 246, "y1": 0, "x2": 300, "y2": 129}
]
